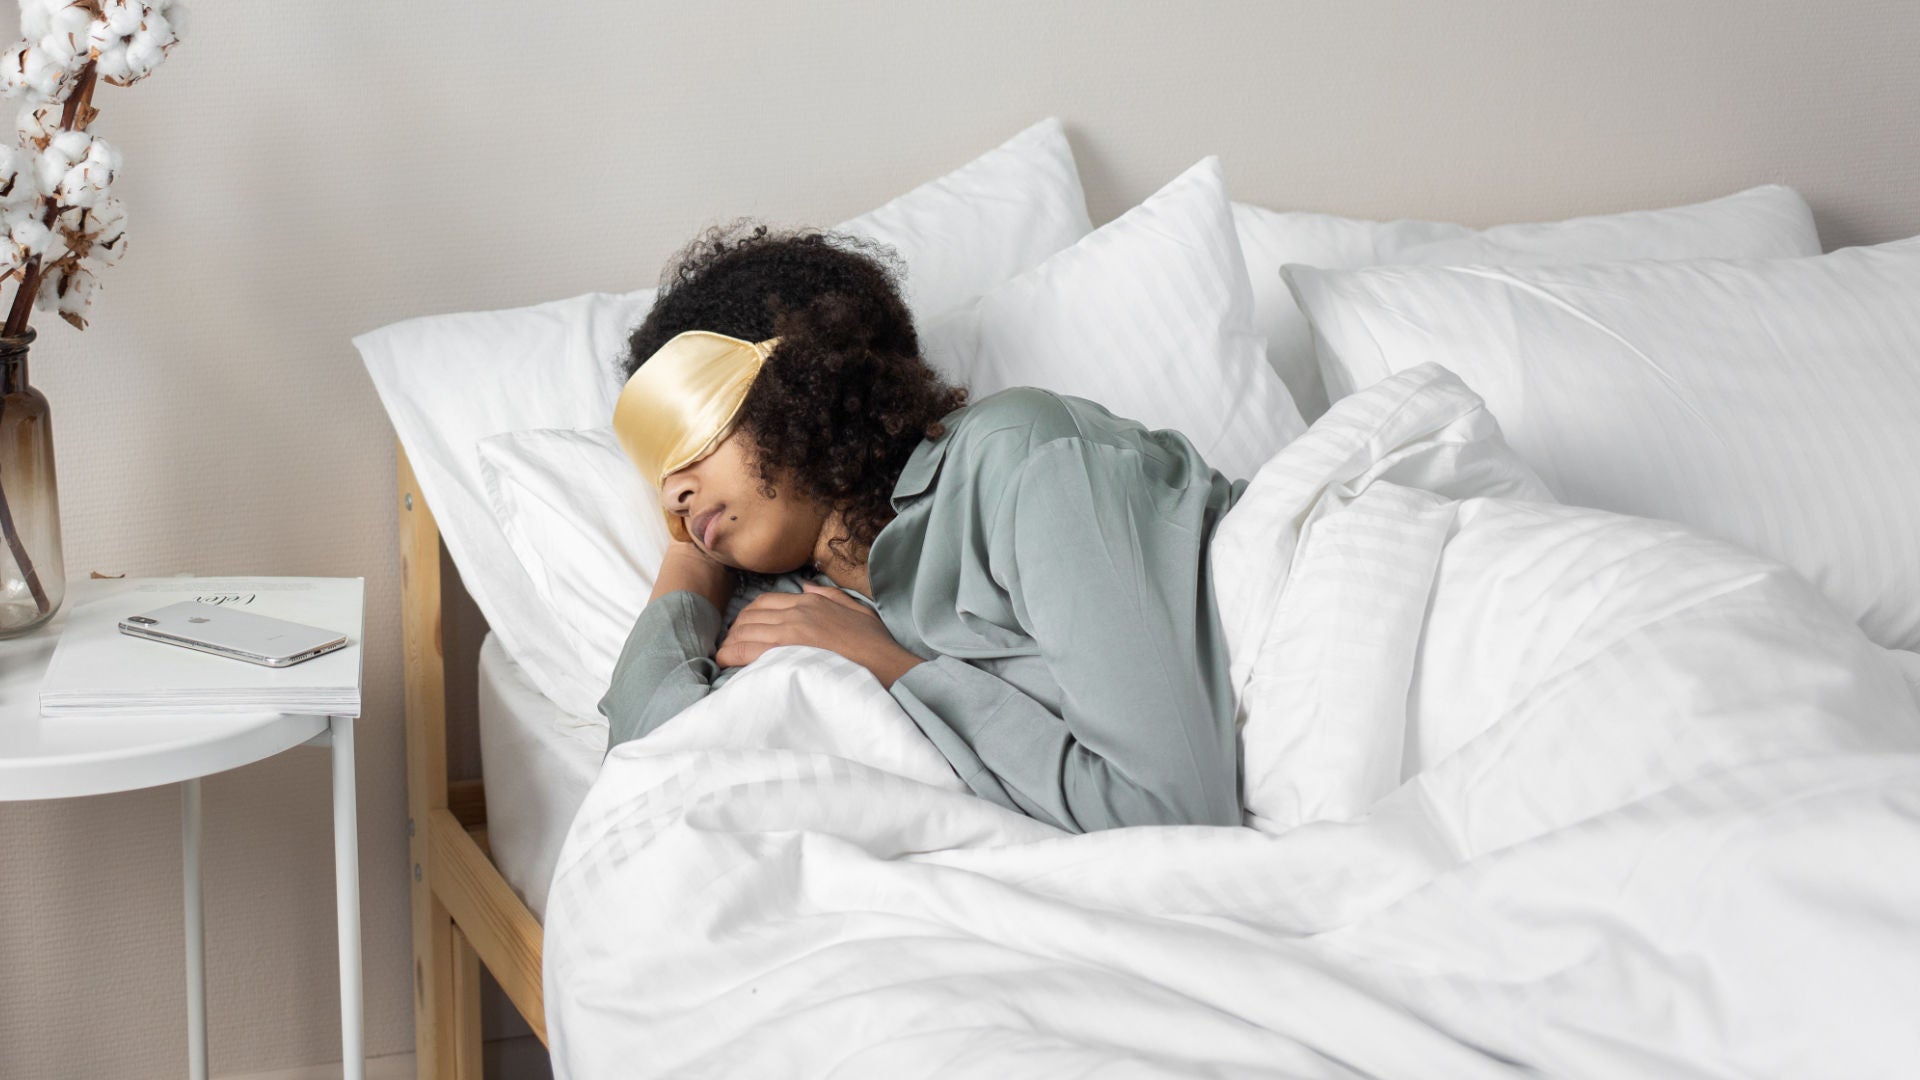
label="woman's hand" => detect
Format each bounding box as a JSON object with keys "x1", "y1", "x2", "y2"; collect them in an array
[
  {"x1": 649, "y1": 540, "x2": 737, "y2": 615},
  {"x1": 717, "y1": 582, "x2": 924, "y2": 689}
]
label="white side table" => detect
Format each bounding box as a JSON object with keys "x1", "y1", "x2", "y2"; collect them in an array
[{"x1": 0, "y1": 579, "x2": 366, "y2": 1080}]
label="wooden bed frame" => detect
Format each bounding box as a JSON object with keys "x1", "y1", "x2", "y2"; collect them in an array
[{"x1": 397, "y1": 442, "x2": 547, "y2": 1078}]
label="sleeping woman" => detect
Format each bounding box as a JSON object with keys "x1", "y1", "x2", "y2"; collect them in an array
[{"x1": 599, "y1": 222, "x2": 1247, "y2": 833}]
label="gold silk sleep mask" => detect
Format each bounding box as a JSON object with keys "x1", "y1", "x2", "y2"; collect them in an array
[{"x1": 612, "y1": 329, "x2": 781, "y2": 542}]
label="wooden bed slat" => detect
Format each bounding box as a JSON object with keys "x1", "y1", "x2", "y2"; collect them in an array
[{"x1": 431, "y1": 809, "x2": 548, "y2": 1045}]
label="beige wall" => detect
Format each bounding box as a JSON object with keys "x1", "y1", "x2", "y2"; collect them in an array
[{"x1": 1, "y1": 1, "x2": 1915, "y2": 1074}]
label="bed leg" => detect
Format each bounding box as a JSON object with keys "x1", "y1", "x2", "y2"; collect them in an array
[
  {"x1": 451, "y1": 926, "x2": 485, "y2": 1078},
  {"x1": 413, "y1": 896, "x2": 459, "y2": 1078}
]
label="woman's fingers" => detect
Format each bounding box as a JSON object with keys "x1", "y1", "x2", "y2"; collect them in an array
[
  {"x1": 722, "y1": 606, "x2": 816, "y2": 647},
  {"x1": 799, "y1": 581, "x2": 867, "y2": 611},
  {"x1": 721, "y1": 588, "x2": 867, "y2": 667},
  {"x1": 716, "y1": 637, "x2": 772, "y2": 668},
  {"x1": 726, "y1": 605, "x2": 797, "y2": 632}
]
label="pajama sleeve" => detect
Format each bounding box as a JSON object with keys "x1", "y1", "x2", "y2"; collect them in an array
[
  {"x1": 597, "y1": 589, "x2": 726, "y2": 753},
  {"x1": 887, "y1": 437, "x2": 1242, "y2": 833}
]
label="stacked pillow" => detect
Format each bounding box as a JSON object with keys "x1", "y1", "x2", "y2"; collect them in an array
[
  {"x1": 1232, "y1": 184, "x2": 1823, "y2": 419},
  {"x1": 1286, "y1": 236, "x2": 1920, "y2": 653},
  {"x1": 359, "y1": 117, "x2": 1097, "y2": 717},
  {"x1": 367, "y1": 109, "x2": 1907, "y2": 726},
  {"x1": 919, "y1": 155, "x2": 1304, "y2": 482}
]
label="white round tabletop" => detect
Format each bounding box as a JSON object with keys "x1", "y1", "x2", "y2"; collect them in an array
[{"x1": 0, "y1": 581, "x2": 335, "y2": 801}]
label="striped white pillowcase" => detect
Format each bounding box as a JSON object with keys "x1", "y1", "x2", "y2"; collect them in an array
[
  {"x1": 921, "y1": 157, "x2": 1306, "y2": 482},
  {"x1": 1233, "y1": 184, "x2": 1823, "y2": 422},
  {"x1": 1284, "y1": 237, "x2": 1920, "y2": 651}
]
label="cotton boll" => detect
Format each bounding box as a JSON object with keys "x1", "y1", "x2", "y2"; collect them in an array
[
  {"x1": 0, "y1": 146, "x2": 38, "y2": 212},
  {"x1": 15, "y1": 103, "x2": 59, "y2": 150},
  {"x1": 86, "y1": 193, "x2": 125, "y2": 232},
  {"x1": 54, "y1": 135, "x2": 117, "y2": 208},
  {"x1": 29, "y1": 151, "x2": 61, "y2": 197},
  {"x1": 90, "y1": 41, "x2": 131, "y2": 84},
  {"x1": 93, "y1": 227, "x2": 125, "y2": 267},
  {"x1": 125, "y1": 26, "x2": 179, "y2": 82},
  {"x1": 11, "y1": 217, "x2": 61, "y2": 260},
  {"x1": 78, "y1": 197, "x2": 127, "y2": 267},
  {"x1": 122, "y1": 35, "x2": 164, "y2": 80},
  {"x1": 147, "y1": 9, "x2": 181, "y2": 48},
  {"x1": 50, "y1": 195, "x2": 128, "y2": 274},
  {"x1": 37, "y1": 2, "x2": 96, "y2": 67},
  {"x1": 1, "y1": 42, "x2": 76, "y2": 102},
  {"x1": 0, "y1": 45, "x2": 31, "y2": 98},
  {"x1": 100, "y1": 1, "x2": 145, "y2": 37},
  {"x1": 33, "y1": 130, "x2": 92, "y2": 195},
  {"x1": 45, "y1": 128, "x2": 90, "y2": 159},
  {"x1": 36, "y1": 32, "x2": 81, "y2": 71},
  {"x1": 88, "y1": 1, "x2": 144, "y2": 83},
  {"x1": 0, "y1": 200, "x2": 34, "y2": 235},
  {"x1": 56, "y1": 194, "x2": 126, "y2": 247},
  {"x1": 62, "y1": 276, "x2": 100, "y2": 327},
  {"x1": 87, "y1": 28, "x2": 128, "y2": 83},
  {"x1": 17, "y1": 0, "x2": 64, "y2": 42},
  {"x1": 36, "y1": 261, "x2": 98, "y2": 329},
  {"x1": 94, "y1": 1, "x2": 183, "y2": 87}
]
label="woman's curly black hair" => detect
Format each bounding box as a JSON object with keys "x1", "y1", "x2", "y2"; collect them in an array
[{"x1": 622, "y1": 220, "x2": 968, "y2": 566}]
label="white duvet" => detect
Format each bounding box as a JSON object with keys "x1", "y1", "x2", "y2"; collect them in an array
[{"x1": 544, "y1": 365, "x2": 1920, "y2": 1079}]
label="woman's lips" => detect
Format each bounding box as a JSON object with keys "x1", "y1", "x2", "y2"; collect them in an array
[{"x1": 692, "y1": 506, "x2": 724, "y2": 549}]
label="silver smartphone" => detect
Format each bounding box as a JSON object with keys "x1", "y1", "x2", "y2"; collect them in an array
[{"x1": 118, "y1": 601, "x2": 351, "y2": 668}]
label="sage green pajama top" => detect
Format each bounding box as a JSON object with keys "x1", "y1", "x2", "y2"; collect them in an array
[{"x1": 598, "y1": 386, "x2": 1249, "y2": 833}]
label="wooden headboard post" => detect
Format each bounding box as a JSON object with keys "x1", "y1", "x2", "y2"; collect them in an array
[
  {"x1": 397, "y1": 442, "x2": 484, "y2": 1077},
  {"x1": 397, "y1": 440, "x2": 548, "y2": 1077}
]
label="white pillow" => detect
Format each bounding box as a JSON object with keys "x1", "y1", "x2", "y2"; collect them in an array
[
  {"x1": 477, "y1": 426, "x2": 670, "y2": 706},
  {"x1": 1233, "y1": 184, "x2": 1823, "y2": 419},
  {"x1": 356, "y1": 117, "x2": 1094, "y2": 715},
  {"x1": 922, "y1": 156, "x2": 1305, "y2": 482},
  {"x1": 1284, "y1": 236, "x2": 1920, "y2": 651},
  {"x1": 357, "y1": 289, "x2": 653, "y2": 716}
]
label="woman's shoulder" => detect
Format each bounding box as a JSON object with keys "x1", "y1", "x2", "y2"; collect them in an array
[
  {"x1": 938, "y1": 387, "x2": 1220, "y2": 498},
  {"x1": 946, "y1": 386, "x2": 1108, "y2": 451}
]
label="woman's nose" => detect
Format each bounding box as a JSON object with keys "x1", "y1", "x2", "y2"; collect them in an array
[{"x1": 663, "y1": 473, "x2": 695, "y2": 514}]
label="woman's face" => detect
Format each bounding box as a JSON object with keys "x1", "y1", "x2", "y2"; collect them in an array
[{"x1": 660, "y1": 427, "x2": 828, "y2": 574}]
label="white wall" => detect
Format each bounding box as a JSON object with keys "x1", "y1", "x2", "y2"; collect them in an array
[{"x1": 1, "y1": 1, "x2": 1915, "y2": 1074}]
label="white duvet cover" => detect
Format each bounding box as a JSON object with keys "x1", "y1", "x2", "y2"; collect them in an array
[{"x1": 545, "y1": 366, "x2": 1920, "y2": 1079}]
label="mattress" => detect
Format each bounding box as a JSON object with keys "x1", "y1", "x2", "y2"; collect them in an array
[{"x1": 476, "y1": 629, "x2": 605, "y2": 921}]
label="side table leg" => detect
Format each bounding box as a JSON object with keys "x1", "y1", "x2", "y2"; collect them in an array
[
  {"x1": 183, "y1": 778, "x2": 208, "y2": 1080},
  {"x1": 331, "y1": 715, "x2": 364, "y2": 1080}
]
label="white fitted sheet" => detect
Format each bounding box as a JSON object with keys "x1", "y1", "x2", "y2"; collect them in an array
[{"x1": 476, "y1": 629, "x2": 605, "y2": 922}]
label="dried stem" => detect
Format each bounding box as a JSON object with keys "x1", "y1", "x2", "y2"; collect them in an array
[
  {"x1": 0, "y1": 466, "x2": 52, "y2": 615},
  {"x1": 5, "y1": 60, "x2": 97, "y2": 338}
]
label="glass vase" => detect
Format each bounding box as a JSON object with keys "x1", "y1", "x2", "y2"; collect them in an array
[{"x1": 0, "y1": 328, "x2": 65, "y2": 637}]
